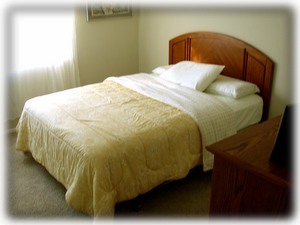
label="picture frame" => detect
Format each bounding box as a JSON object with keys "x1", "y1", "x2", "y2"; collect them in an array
[{"x1": 86, "y1": 3, "x2": 132, "y2": 21}]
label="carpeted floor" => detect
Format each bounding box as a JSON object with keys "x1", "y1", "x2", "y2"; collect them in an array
[{"x1": 6, "y1": 132, "x2": 212, "y2": 220}]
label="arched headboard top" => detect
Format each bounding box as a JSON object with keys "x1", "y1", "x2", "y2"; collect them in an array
[{"x1": 169, "y1": 31, "x2": 274, "y2": 121}]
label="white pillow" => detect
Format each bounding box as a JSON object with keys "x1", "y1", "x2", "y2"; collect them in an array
[
  {"x1": 152, "y1": 65, "x2": 174, "y2": 75},
  {"x1": 205, "y1": 75, "x2": 260, "y2": 99},
  {"x1": 160, "y1": 61, "x2": 225, "y2": 91}
]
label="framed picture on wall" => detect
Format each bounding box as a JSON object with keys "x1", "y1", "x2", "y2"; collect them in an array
[{"x1": 86, "y1": 3, "x2": 132, "y2": 21}]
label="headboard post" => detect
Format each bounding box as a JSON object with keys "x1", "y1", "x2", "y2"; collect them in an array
[
  {"x1": 169, "y1": 32, "x2": 274, "y2": 121},
  {"x1": 169, "y1": 37, "x2": 189, "y2": 64}
]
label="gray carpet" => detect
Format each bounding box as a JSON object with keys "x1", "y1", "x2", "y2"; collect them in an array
[{"x1": 6, "y1": 132, "x2": 212, "y2": 219}]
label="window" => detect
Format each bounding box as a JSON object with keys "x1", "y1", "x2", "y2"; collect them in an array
[
  {"x1": 12, "y1": 11, "x2": 75, "y2": 72},
  {"x1": 8, "y1": 9, "x2": 81, "y2": 120}
]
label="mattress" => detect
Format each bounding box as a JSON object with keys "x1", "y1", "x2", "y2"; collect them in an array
[{"x1": 16, "y1": 73, "x2": 236, "y2": 216}]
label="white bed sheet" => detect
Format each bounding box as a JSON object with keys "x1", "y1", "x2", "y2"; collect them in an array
[
  {"x1": 212, "y1": 94, "x2": 263, "y2": 131},
  {"x1": 151, "y1": 72, "x2": 263, "y2": 131}
]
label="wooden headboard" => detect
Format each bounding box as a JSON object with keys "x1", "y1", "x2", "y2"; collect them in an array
[{"x1": 169, "y1": 32, "x2": 274, "y2": 121}]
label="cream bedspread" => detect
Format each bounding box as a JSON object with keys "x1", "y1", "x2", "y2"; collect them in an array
[{"x1": 16, "y1": 74, "x2": 235, "y2": 216}]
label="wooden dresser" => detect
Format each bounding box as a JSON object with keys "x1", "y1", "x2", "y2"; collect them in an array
[{"x1": 207, "y1": 116, "x2": 292, "y2": 216}]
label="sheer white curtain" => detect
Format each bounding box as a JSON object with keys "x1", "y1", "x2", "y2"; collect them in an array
[{"x1": 8, "y1": 9, "x2": 81, "y2": 121}]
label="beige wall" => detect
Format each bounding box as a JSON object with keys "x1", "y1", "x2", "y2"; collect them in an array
[
  {"x1": 75, "y1": 7, "x2": 139, "y2": 85},
  {"x1": 138, "y1": 7, "x2": 293, "y2": 119}
]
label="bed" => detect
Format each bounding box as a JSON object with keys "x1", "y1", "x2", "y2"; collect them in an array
[{"x1": 15, "y1": 32, "x2": 274, "y2": 217}]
